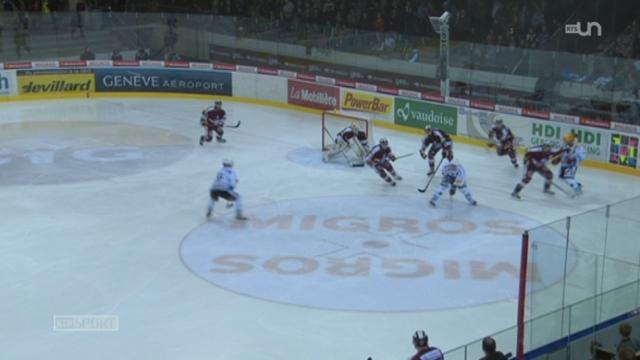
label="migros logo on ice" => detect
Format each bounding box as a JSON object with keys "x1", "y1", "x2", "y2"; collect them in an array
[
  {"x1": 19, "y1": 74, "x2": 95, "y2": 95},
  {"x1": 341, "y1": 90, "x2": 391, "y2": 114},
  {"x1": 180, "y1": 196, "x2": 574, "y2": 311}
]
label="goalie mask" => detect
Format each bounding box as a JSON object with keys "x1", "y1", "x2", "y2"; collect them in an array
[{"x1": 350, "y1": 122, "x2": 360, "y2": 133}]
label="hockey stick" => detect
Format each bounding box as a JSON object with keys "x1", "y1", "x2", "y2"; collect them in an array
[
  {"x1": 393, "y1": 152, "x2": 415, "y2": 161},
  {"x1": 225, "y1": 120, "x2": 241, "y2": 128},
  {"x1": 417, "y1": 157, "x2": 444, "y2": 193},
  {"x1": 552, "y1": 182, "x2": 576, "y2": 198}
]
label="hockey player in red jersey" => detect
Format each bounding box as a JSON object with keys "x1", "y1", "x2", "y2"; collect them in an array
[
  {"x1": 199, "y1": 100, "x2": 226, "y2": 146},
  {"x1": 420, "y1": 126, "x2": 453, "y2": 176},
  {"x1": 511, "y1": 143, "x2": 562, "y2": 199},
  {"x1": 366, "y1": 137, "x2": 402, "y2": 186},
  {"x1": 488, "y1": 119, "x2": 519, "y2": 168}
]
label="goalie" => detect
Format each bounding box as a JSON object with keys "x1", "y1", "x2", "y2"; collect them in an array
[{"x1": 323, "y1": 123, "x2": 370, "y2": 165}]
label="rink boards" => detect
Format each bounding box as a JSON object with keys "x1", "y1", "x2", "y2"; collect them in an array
[{"x1": 0, "y1": 61, "x2": 638, "y2": 174}]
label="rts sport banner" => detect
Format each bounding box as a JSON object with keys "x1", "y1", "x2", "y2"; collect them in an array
[
  {"x1": 459, "y1": 107, "x2": 609, "y2": 161},
  {"x1": 17, "y1": 69, "x2": 95, "y2": 97},
  {"x1": 0, "y1": 70, "x2": 18, "y2": 96},
  {"x1": 95, "y1": 68, "x2": 231, "y2": 95},
  {"x1": 287, "y1": 79, "x2": 338, "y2": 111},
  {"x1": 395, "y1": 97, "x2": 457, "y2": 134},
  {"x1": 341, "y1": 89, "x2": 392, "y2": 115}
]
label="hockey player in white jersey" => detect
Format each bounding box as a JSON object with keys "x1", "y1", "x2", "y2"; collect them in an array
[
  {"x1": 559, "y1": 133, "x2": 586, "y2": 196},
  {"x1": 429, "y1": 160, "x2": 477, "y2": 207},
  {"x1": 323, "y1": 123, "x2": 369, "y2": 166},
  {"x1": 206, "y1": 159, "x2": 247, "y2": 220}
]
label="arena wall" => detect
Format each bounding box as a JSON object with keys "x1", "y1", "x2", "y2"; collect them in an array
[{"x1": 0, "y1": 60, "x2": 637, "y2": 175}]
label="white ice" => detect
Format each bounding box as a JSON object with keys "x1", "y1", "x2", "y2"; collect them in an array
[{"x1": 1, "y1": 98, "x2": 639, "y2": 360}]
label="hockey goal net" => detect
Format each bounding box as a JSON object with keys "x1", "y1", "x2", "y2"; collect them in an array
[{"x1": 322, "y1": 111, "x2": 374, "y2": 151}]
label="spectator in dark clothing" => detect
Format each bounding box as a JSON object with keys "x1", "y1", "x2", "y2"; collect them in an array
[
  {"x1": 135, "y1": 48, "x2": 150, "y2": 61},
  {"x1": 480, "y1": 337, "x2": 508, "y2": 360},
  {"x1": 80, "y1": 46, "x2": 95, "y2": 60},
  {"x1": 617, "y1": 323, "x2": 640, "y2": 353},
  {"x1": 13, "y1": 15, "x2": 31, "y2": 58},
  {"x1": 72, "y1": 1, "x2": 86, "y2": 39},
  {"x1": 619, "y1": 347, "x2": 636, "y2": 360},
  {"x1": 111, "y1": 48, "x2": 123, "y2": 61}
]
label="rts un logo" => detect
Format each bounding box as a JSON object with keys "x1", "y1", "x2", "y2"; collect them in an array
[{"x1": 565, "y1": 21, "x2": 602, "y2": 37}]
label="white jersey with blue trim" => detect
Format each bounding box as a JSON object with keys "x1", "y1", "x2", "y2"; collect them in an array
[
  {"x1": 441, "y1": 162, "x2": 466, "y2": 184},
  {"x1": 562, "y1": 144, "x2": 586, "y2": 167},
  {"x1": 211, "y1": 167, "x2": 238, "y2": 192}
]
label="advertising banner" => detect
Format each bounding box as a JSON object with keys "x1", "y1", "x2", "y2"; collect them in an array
[
  {"x1": 17, "y1": 69, "x2": 95, "y2": 96},
  {"x1": 458, "y1": 107, "x2": 609, "y2": 161},
  {"x1": 610, "y1": 133, "x2": 639, "y2": 168},
  {"x1": 287, "y1": 79, "x2": 338, "y2": 111},
  {"x1": 395, "y1": 97, "x2": 457, "y2": 134},
  {"x1": 341, "y1": 89, "x2": 392, "y2": 115},
  {"x1": 0, "y1": 70, "x2": 17, "y2": 96},
  {"x1": 529, "y1": 120, "x2": 608, "y2": 161},
  {"x1": 95, "y1": 68, "x2": 231, "y2": 95}
]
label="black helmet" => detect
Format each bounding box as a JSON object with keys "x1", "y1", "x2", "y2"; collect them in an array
[
  {"x1": 482, "y1": 337, "x2": 496, "y2": 353},
  {"x1": 413, "y1": 331, "x2": 428, "y2": 347}
]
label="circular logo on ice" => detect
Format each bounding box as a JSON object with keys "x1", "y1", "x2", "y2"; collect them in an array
[
  {"x1": 0, "y1": 121, "x2": 192, "y2": 185},
  {"x1": 180, "y1": 196, "x2": 569, "y2": 312}
]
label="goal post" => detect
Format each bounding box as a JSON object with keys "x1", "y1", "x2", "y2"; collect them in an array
[{"x1": 322, "y1": 110, "x2": 375, "y2": 151}]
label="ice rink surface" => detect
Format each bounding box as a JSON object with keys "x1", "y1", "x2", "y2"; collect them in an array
[{"x1": 2, "y1": 98, "x2": 639, "y2": 360}]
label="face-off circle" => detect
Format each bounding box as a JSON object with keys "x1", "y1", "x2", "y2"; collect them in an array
[
  {"x1": 0, "y1": 121, "x2": 193, "y2": 185},
  {"x1": 181, "y1": 196, "x2": 573, "y2": 312}
]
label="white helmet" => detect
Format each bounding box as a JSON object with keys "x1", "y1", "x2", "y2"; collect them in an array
[
  {"x1": 214, "y1": 100, "x2": 222, "y2": 109},
  {"x1": 350, "y1": 122, "x2": 360, "y2": 133},
  {"x1": 424, "y1": 125, "x2": 433, "y2": 133},
  {"x1": 379, "y1": 137, "x2": 389, "y2": 147},
  {"x1": 222, "y1": 159, "x2": 233, "y2": 167}
]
